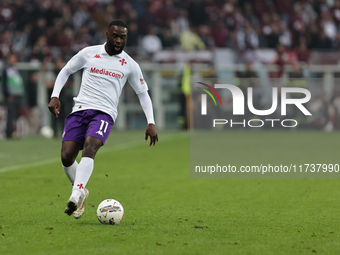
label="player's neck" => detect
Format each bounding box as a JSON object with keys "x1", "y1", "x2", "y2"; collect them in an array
[{"x1": 105, "y1": 44, "x2": 114, "y2": 56}]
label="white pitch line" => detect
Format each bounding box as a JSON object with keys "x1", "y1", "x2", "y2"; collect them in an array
[
  {"x1": 0, "y1": 158, "x2": 61, "y2": 173},
  {"x1": 0, "y1": 132, "x2": 189, "y2": 173}
]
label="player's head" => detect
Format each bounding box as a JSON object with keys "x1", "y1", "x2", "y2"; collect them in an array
[{"x1": 106, "y1": 20, "x2": 128, "y2": 55}]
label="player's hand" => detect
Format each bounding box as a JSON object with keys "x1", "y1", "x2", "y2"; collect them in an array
[
  {"x1": 145, "y1": 124, "x2": 158, "y2": 146},
  {"x1": 48, "y1": 97, "x2": 61, "y2": 117}
]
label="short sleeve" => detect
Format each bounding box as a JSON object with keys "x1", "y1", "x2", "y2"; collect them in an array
[{"x1": 128, "y1": 61, "x2": 148, "y2": 95}]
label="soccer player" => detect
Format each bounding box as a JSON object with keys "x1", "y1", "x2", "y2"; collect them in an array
[{"x1": 48, "y1": 20, "x2": 158, "y2": 219}]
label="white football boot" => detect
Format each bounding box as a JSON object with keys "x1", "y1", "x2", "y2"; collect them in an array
[{"x1": 73, "y1": 188, "x2": 90, "y2": 219}]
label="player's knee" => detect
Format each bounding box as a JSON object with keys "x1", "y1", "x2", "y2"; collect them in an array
[{"x1": 61, "y1": 150, "x2": 76, "y2": 167}]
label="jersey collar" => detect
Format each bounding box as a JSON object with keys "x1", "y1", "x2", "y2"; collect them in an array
[{"x1": 101, "y1": 43, "x2": 125, "y2": 58}]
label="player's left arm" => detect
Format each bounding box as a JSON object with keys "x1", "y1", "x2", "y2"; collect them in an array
[
  {"x1": 137, "y1": 91, "x2": 158, "y2": 146},
  {"x1": 128, "y1": 61, "x2": 158, "y2": 146}
]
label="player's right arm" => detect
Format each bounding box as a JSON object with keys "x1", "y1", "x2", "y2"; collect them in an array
[{"x1": 48, "y1": 49, "x2": 88, "y2": 117}]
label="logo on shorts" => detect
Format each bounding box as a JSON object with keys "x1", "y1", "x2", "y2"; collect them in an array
[
  {"x1": 96, "y1": 130, "x2": 104, "y2": 137},
  {"x1": 96, "y1": 120, "x2": 109, "y2": 137}
]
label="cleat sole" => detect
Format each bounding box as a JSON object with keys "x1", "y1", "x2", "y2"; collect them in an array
[{"x1": 65, "y1": 200, "x2": 77, "y2": 216}]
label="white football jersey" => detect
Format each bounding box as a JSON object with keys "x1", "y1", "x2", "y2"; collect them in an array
[{"x1": 63, "y1": 43, "x2": 148, "y2": 121}]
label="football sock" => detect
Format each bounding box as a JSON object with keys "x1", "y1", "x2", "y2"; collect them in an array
[
  {"x1": 62, "y1": 160, "x2": 78, "y2": 184},
  {"x1": 71, "y1": 157, "x2": 94, "y2": 203}
]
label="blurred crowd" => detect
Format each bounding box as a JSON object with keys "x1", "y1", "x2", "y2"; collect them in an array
[
  {"x1": 1, "y1": 0, "x2": 340, "y2": 63},
  {"x1": 2, "y1": 0, "x2": 340, "y2": 138}
]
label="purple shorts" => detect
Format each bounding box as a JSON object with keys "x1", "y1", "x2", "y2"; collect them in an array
[{"x1": 62, "y1": 110, "x2": 114, "y2": 147}]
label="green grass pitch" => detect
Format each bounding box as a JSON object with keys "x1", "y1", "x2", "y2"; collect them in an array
[{"x1": 0, "y1": 130, "x2": 340, "y2": 254}]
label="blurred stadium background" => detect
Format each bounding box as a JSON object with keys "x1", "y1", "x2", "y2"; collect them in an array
[{"x1": 1, "y1": 0, "x2": 340, "y2": 138}]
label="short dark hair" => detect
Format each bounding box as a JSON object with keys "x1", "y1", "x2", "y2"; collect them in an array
[{"x1": 108, "y1": 20, "x2": 128, "y2": 29}]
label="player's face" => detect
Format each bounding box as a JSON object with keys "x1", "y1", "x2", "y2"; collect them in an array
[{"x1": 106, "y1": 25, "x2": 128, "y2": 55}]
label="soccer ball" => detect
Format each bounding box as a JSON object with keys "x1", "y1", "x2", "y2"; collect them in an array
[{"x1": 96, "y1": 199, "x2": 124, "y2": 225}]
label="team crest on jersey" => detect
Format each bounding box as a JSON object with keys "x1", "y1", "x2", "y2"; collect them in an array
[
  {"x1": 93, "y1": 54, "x2": 101, "y2": 59},
  {"x1": 119, "y1": 58, "x2": 127, "y2": 66}
]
